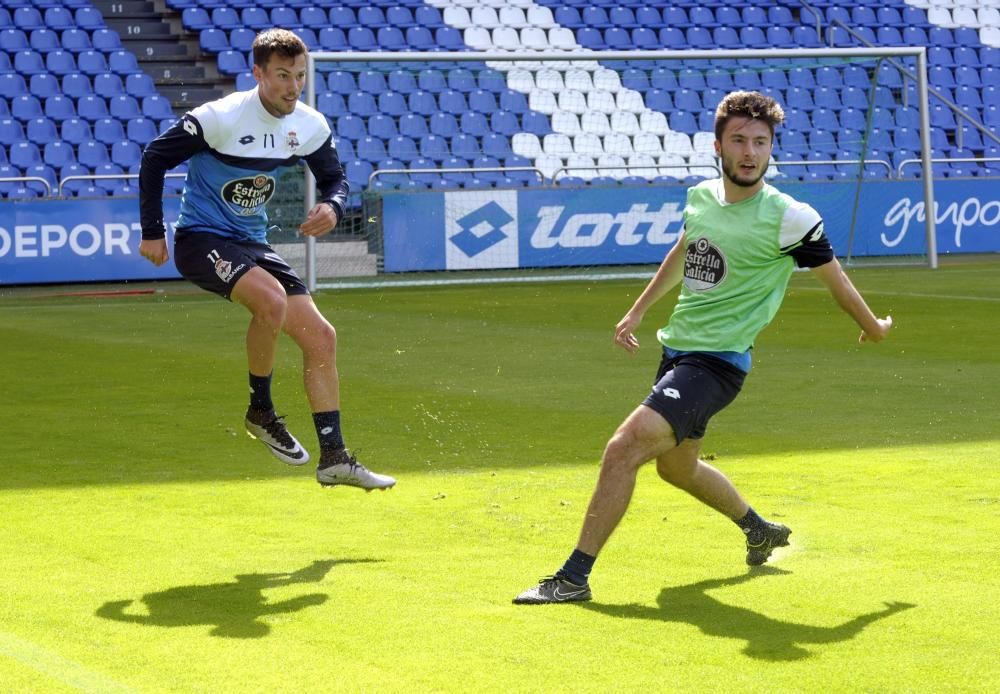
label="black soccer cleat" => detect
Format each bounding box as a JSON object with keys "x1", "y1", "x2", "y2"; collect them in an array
[
  {"x1": 244, "y1": 407, "x2": 310, "y2": 466},
  {"x1": 513, "y1": 574, "x2": 592, "y2": 604},
  {"x1": 746, "y1": 522, "x2": 792, "y2": 566},
  {"x1": 316, "y1": 448, "x2": 396, "y2": 490}
]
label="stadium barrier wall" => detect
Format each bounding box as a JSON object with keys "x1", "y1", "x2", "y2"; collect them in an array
[
  {"x1": 380, "y1": 178, "x2": 999, "y2": 272},
  {"x1": 0, "y1": 178, "x2": 997, "y2": 285}
]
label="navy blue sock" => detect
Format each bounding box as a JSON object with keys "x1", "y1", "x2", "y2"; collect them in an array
[
  {"x1": 249, "y1": 372, "x2": 273, "y2": 411},
  {"x1": 313, "y1": 410, "x2": 344, "y2": 451},
  {"x1": 735, "y1": 507, "x2": 768, "y2": 542},
  {"x1": 558, "y1": 549, "x2": 596, "y2": 586}
]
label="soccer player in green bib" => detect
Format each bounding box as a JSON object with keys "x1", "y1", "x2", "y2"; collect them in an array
[{"x1": 514, "y1": 91, "x2": 893, "y2": 604}]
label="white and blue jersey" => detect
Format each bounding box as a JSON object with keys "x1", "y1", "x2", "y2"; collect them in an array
[{"x1": 139, "y1": 87, "x2": 349, "y2": 244}]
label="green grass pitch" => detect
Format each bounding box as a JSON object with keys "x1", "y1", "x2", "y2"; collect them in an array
[{"x1": 1, "y1": 260, "x2": 998, "y2": 692}]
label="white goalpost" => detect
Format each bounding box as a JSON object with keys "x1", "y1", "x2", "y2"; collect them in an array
[{"x1": 298, "y1": 47, "x2": 937, "y2": 290}]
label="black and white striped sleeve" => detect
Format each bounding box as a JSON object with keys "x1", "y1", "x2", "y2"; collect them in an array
[{"x1": 778, "y1": 200, "x2": 834, "y2": 268}]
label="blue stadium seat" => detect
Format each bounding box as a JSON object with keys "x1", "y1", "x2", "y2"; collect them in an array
[
  {"x1": 9, "y1": 142, "x2": 41, "y2": 169},
  {"x1": 45, "y1": 95, "x2": 76, "y2": 120},
  {"x1": 668, "y1": 111, "x2": 697, "y2": 134},
  {"x1": 318, "y1": 27, "x2": 347, "y2": 51},
  {"x1": 125, "y1": 72, "x2": 156, "y2": 99},
  {"x1": 460, "y1": 111, "x2": 489, "y2": 137},
  {"x1": 241, "y1": 7, "x2": 269, "y2": 31},
  {"x1": 0, "y1": 118, "x2": 24, "y2": 146},
  {"x1": 419, "y1": 134, "x2": 449, "y2": 160},
  {"x1": 386, "y1": 6, "x2": 415, "y2": 28},
  {"x1": 468, "y1": 89, "x2": 497, "y2": 114},
  {"x1": 398, "y1": 114, "x2": 428, "y2": 138},
  {"x1": 377, "y1": 26, "x2": 405, "y2": 50},
  {"x1": 13, "y1": 7, "x2": 45, "y2": 31},
  {"x1": 29, "y1": 73, "x2": 60, "y2": 99},
  {"x1": 347, "y1": 27, "x2": 376, "y2": 51},
  {"x1": 326, "y1": 71, "x2": 356, "y2": 93},
  {"x1": 378, "y1": 91, "x2": 407, "y2": 117},
  {"x1": 414, "y1": 5, "x2": 443, "y2": 29},
  {"x1": 430, "y1": 112, "x2": 459, "y2": 138},
  {"x1": 347, "y1": 91, "x2": 377, "y2": 117},
  {"x1": 45, "y1": 49, "x2": 76, "y2": 76},
  {"x1": 388, "y1": 69, "x2": 417, "y2": 95},
  {"x1": 26, "y1": 116, "x2": 58, "y2": 143},
  {"x1": 182, "y1": 7, "x2": 211, "y2": 30},
  {"x1": 11, "y1": 95, "x2": 43, "y2": 121},
  {"x1": 358, "y1": 6, "x2": 387, "y2": 28},
  {"x1": 521, "y1": 111, "x2": 551, "y2": 137},
  {"x1": 74, "y1": 7, "x2": 105, "y2": 31},
  {"x1": 29, "y1": 29, "x2": 59, "y2": 53},
  {"x1": 142, "y1": 96, "x2": 174, "y2": 120},
  {"x1": 447, "y1": 68, "x2": 476, "y2": 94},
  {"x1": 439, "y1": 89, "x2": 467, "y2": 116},
  {"x1": 434, "y1": 27, "x2": 464, "y2": 51},
  {"x1": 358, "y1": 70, "x2": 387, "y2": 94},
  {"x1": 43, "y1": 141, "x2": 76, "y2": 168},
  {"x1": 127, "y1": 117, "x2": 158, "y2": 145},
  {"x1": 335, "y1": 114, "x2": 366, "y2": 141},
  {"x1": 94, "y1": 117, "x2": 125, "y2": 145},
  {"x1": 388, "y1": 135, "x2": 417, "y2": 162},
  {"x1": 449, "y1": 132, "x2": 482, "y2": 157},
  {"x1": 94, "y1": 73, "x2": 124, "y2": 98},
  {"x1": 368, "y1": 114, "x2": 397, "y2": 140},
  {"x1": 14, "y1": 50, "x2": 46, "y2": 75},
  {"x1": 418, "y1": 68, "x2": 447, "y2": 93},
  {"x1": 93, "y1": 29, "x2": 122, "y2": 52},
  {"x1": 61, "y1": 117, "x2": 92, "y2": 145},
  {"x1": 357, "y1": 136, "x2": 387, "y2": 163},
  {"x1": 44, "y1": 7, "x2": 75, "y2": 30},
  {"x1": 490, "y1": 110, "x2": 520, "y2": 137},
  {"x1": 78, "y1": 50, "x2": 108, "y2": 76},
  {"x1": 200, "y1": 28, "x2": 228, "y2": 53},
  {"x1": 409, "y1": 91, "x2": 438, "y2": 117}
]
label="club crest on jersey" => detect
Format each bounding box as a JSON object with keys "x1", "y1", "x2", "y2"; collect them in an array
[
  {"x1": 286, "y1": 131, "x2": 300, "y2": 150},
  {"x1": 221, "y1": 175, "x2": 276, "y2": 216},
  {"x1": 684, "y1": 237, "x2": 728, "y2": 291}
]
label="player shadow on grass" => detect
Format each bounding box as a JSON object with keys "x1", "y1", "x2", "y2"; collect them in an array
[
  {"x1": 95, "y1": 558, "x2": 378, "y2": 639},
  {"x1": 580, "y1": 566, "x2": 915, "y2": 661}
]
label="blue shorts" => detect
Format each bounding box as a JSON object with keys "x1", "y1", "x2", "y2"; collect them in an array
[
  {"x1": 173, "y1": 230, "x2": 308, "y2": 301},
  {"x1": 641, "y1": 350, "x2": 746, "y2": 444}
]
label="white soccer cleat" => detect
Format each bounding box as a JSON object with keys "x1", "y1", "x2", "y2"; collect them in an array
[
  {"x1": 244, "y1": 407, "x2": 310, "y2": 466},
  {"x1": 316, "y1": 449, "x2": 396, "y2": 490}
]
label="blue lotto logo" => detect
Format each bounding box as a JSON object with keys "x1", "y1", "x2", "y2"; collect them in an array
[
  {"x1": 444, "y1": 191, "x2": 519, "y2": 270},
  {"x1": 451, "y1": 202, "x2": 513, "y2": 257}
]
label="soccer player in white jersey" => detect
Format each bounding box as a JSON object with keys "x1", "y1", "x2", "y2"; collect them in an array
[
  {"x1": 138, "y1": 29, "x2": 394, "y2": 491},
  {"x1": 514, "y1": 91, "x2": 892, "y2": 604}
]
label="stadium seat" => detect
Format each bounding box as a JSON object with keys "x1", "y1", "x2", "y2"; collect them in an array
[{"x1": 398, "y1": 114, "x2": 428, "y2": 138}]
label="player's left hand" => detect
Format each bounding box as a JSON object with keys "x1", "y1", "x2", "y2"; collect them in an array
[{"x1": 299, "y1": 203, "x2": 339, "y2": 238}]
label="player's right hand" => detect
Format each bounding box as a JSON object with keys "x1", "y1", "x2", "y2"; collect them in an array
[
  {"x1": 139, "y1": 238, "x2": 169, "y2": 266},
  {"x1": 614, "y1": 312, "x2": 642, "y2": 353}
]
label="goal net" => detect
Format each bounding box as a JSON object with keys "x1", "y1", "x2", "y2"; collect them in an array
[{"x1": 278, "y1": 47, "x2": 935, "y2": 288}]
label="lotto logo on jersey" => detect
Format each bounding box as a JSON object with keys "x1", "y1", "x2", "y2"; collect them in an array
[
  {"x1": 221, "y1": 175, "x2": 276, "y2": 216},
  {"x1": 684, "y1": 237, "x2": 728, "y2": 291}
]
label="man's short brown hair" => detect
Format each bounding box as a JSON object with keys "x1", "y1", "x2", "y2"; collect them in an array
[
  {"x1": 714, "y1": 91, "x2": 785, "y2": 141},
  {"x1": 252, "y1": 28, "x2": 307, "y2": 68}
]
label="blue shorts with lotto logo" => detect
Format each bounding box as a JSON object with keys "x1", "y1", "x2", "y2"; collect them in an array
[
  {"x1": 641, "y1": 349, "x2": 746, "y2": 443},
  {"x1": 173, "y1": 230, "x2": 308, "y2": 301}
]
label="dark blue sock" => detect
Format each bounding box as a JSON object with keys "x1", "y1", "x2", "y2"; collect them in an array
[
  {"x1": 249, "y1": 372, "x2": 273, "y2": 411},
  {"x1": 313, "y1": 410, "x2": 344, "y2": 451},
  {"x1": 558, "y1": 549, "x2": 596, "y2": 585},
  {"x1": 736, "y1": 507, "x2": 767, "y2": 542}
]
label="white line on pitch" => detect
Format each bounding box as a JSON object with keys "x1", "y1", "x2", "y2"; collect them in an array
[{"x1": 0, "y1": 630, "x2": 137, "y2": 693}]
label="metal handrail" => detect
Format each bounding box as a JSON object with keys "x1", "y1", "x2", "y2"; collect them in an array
[
  {"x1": 0, "y1": 176, "x2": 52, "y2": 196},
  {"x1": 56, "y1": 172, "x2": 185, "y2": 197},
  {"x1": 897, "y1": 156, "x2": 1000, "y2": 177},
  {"x1": 367, "y1": 166, "x2": 543, "y2": 187},
  {"x1": 551, "y1": 162, "x2": 720, "y2": 182}
]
